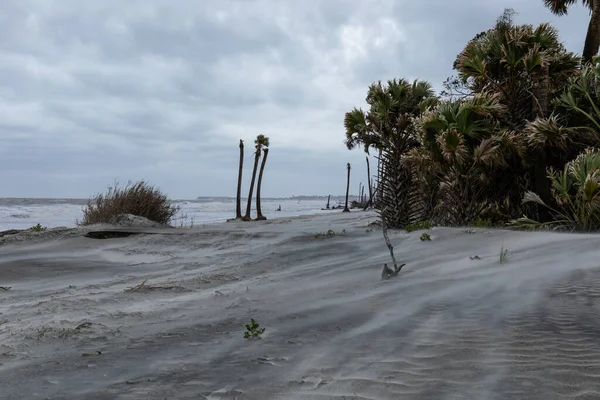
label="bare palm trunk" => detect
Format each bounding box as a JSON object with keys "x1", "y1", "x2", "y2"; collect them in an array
[
  {"x1": 583, "y1": 1, "x2": 600, "y2": 63},
  {"x1": 375, "y1": 148, "x2": 382, "y2": 205},
  {"x1": 255, "y1": 148, "x2": 269, "y2": 220},
  {"x1": 235, "y1": 140, "x2": 244, "y2": 219},
  {"x1": 343, "y1": 163, "x2": 351, "y2": 213},
  {"x1": 243, "y1": 150, "x2": 260, "y2": 221},
  {"x1": 363, "y1": 156, "x2": 373, "y2": 210}
]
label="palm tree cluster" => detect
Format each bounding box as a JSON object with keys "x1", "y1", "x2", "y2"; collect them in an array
[
  {"x1": 345, "y1": 7, "x2": 600, "y2": 231},
  {"x1": 235, "y1": 134, "x2": 270, "y2": 221}
]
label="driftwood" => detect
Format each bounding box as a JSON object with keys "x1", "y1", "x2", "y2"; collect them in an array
[
  {"x1": 125, "y1": 279, "x2": 183, "y2": 292},
  {"x1": 380, "y1": 214, "x2": 405, "y2": 280}
]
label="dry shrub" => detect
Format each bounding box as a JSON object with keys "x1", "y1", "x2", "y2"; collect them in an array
[{"x1": 80, "y1": 181, "x2": 179, "y2": 226}]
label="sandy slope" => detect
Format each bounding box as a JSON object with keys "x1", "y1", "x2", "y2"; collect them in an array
[{"x1": 2, "y1": 212, "x2": 600, "y2": 399}]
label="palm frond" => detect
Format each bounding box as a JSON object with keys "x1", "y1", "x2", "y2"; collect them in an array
[{"x1": 524, "y1": 115, "x2": 570, "y2": 149}]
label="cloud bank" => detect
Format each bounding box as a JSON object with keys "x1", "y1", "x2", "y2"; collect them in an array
[{"x1": 0, "y1": 0, "x2": 590, "y2": 198}]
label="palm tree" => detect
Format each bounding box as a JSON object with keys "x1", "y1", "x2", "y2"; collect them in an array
[
  {"x1": 513, "y1": 148, "x2": 600, "y2": 231},
  {"x1": 235, "y1": 139, "x2": 244, "y2": 219},
  {"x1": 243, "y1": 134, "x2": 268, "y2": 221},
  {"x1": 344, "y1": 79, "x2": 438, "y2": 227},
  {"x1": 456, "y1": 19, "x2": 580, "y2": 127},
  {"x1": 554, "y1": 60, "x2": 600, "y2": 133},
  {"x1": 455, "y1": 17, "x2": 581, "y2": 220},
  {"x1": 413, "y1": 93, "x2": 525, "y2": 224},
  {"x1": 343, "y1": 163, "x2": 351, "y2": 212},
  {"x1": 543, "y1": 0, "x2": 600, "y2": 62},
  {"x1": 255, "y1": 137, "x2": 270, "y2": 221}
]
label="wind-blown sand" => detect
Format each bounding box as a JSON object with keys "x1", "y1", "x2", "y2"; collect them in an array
[{"x1": 2, "y1": 212, "x2": 600, "y2": 399}]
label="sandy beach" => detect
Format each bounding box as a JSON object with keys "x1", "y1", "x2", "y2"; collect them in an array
[{"x1": 1, "y1": 212, "x2": 600, "y2": 399}]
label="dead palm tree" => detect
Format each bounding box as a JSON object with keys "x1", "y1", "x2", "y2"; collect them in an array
[
  {"x1": 343, "y1": 163, "x2": 351, "y2": 212},
  {"x1": 243, "y1": 134, "x2": 268, "y2": 221},
  {"x1": 235, "y1": 139, "x2": 244, "y2": 219},
  {"x1": 255, "y1": 137, "x2": 270, "y2": 221},
  {"x1": 543, "y1": 0, "x2": 600, "y2": 62}
]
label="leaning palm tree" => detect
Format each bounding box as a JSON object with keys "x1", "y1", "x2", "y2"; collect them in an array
[
  {"x1": 255, "y1": 137, "x2": 270, "y2": 220},
  {"x1": 543, "y1": 0, "x2": 600, "y2": 62},
  {"x1": 235, "y1": 139, "x2": 244, "y2": 219},
  {"x1": 343, "y1": 163, "x2": 351, "y2": 212},
  {"x1": 243, "y1": 134, "x2": 268, "y2": 221}
]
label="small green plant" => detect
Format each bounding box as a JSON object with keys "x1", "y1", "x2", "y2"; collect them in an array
[
  {"x1": 243, "y1": 318, "x2": 265, "y2": 339},
  {"x1": 313, "y1": 229, "x2": 346, "y2": 239},
  {"x1": 405, "y1": 220, "x2": 432, "y2": 233},
  {"x1": 420, "y1": 233, "x2": 431, "y2": 241},
  {"x1": 499, "y1": 246, "x2": 509, "y2": 264},
  {"x1": 510, "y1": 149, "x2": 600, "y2": 232},
  {"x1": 366, "y1": 228, "x2": 373, "y2": 233},
  {"x1": 468, "y1": 218, "x2": 492, "y2": 228},
  {"x1": 30, "y1": 223, "x2": 47, "y2": 232}
]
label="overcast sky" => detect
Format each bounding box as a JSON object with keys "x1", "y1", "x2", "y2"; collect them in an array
[{"x1": 0, "y1": 0, "x2": 591, "y2": 199}]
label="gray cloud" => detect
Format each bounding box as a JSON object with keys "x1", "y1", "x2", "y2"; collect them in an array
[{"x1": 0, "y1": 0, "x2": 591, "y2": 198}]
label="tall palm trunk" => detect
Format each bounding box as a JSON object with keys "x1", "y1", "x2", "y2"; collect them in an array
[
  {"x1": 375, "y1": 148, "x2": 382, "y2": 205},
  {"x1": 243, "y1": 150, "x2": 261, "y2": 221},
  {"x1": 235, "y1": 139, "x2": 244, "y2": 219},
  {"x1": 363, "y1": 156, "x2": 373, "y2": 210},
  {"x1": 343, "y1": 163, "x2": 351, "y2": 213},
  {"x1": 583, "y1": 0, "x2": 600, "y2": 63},
  {"x1": 255, "y1": 148, "x2": 269, "y2": 220}
]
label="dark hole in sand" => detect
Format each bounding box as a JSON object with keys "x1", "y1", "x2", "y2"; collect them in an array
[{"x1": 85, "y1": 231, "x2": 142, "y2": 239}]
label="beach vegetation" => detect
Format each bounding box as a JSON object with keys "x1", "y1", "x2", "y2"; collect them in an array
[
  {"x1": 499, "y1": 246, "x2": 510, "y2": 263},
  {"x1": 512, "y1": 149, "x2": 600, "y2": 231},
  {"x1": 468, "y1": 218, "x2": 493, "y2": 228},
  {"x1": 235, "y1": 139, "x2": 245, "y2": 220},
  {"x1": 405, "y1": 220, "x2": 432, "y2": 232},
  {"x1": 243, "y1": 135, "x2": 269, "y2": 221},
  {"x1": 420, "y1": 233, "x2": 431, "y2": 241},
  {"x1": 243, "y1": 318, "x2": 265, "y2": 339},
  {"x1": 79, "y1": 180, "x2": 179, "y2": 226},
  {"x1": 343, "y1": 163, "x2": 351, "y2": 212},
  {"x1": 542, "y1": 0, "x2": 600, "y2": 63},
  {"x1": 344, "y1": 8, "x2": 600, "y2": 232},
  {"x1": 255, "y1": 135, "x2": 270, "y2": 221},
  {"x1": 30, "y1": 223, "x2": 47, "y2": 232},
  {"x1": 345, "y1": 78, "x2": 438, "y2": 227}
]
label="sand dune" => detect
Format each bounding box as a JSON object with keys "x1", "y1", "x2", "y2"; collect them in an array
[{"x1": 2, "y1": 212, "x2": 600, "y2": 399}]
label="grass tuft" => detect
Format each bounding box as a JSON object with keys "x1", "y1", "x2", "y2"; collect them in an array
[
  {"x1": 468, "y1": 218, "x2": 493, "y2": 228},
  {"x1": 499, "y1": 246, "x2": 509, "y2": 264},
  {"x1": 80, "y1": 180, "x2": 179, "y2": 226},
  {"x1": 30, "y1": 223, "x2": 47, "y2": 232},
  {"x1": 405, "y1": 220, "x2": 432, "y2": 233}
]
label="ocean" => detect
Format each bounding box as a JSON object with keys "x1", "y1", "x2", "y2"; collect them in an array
[{"x1": 0, "y1": 197, "x2": 350, "y2": 231}]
